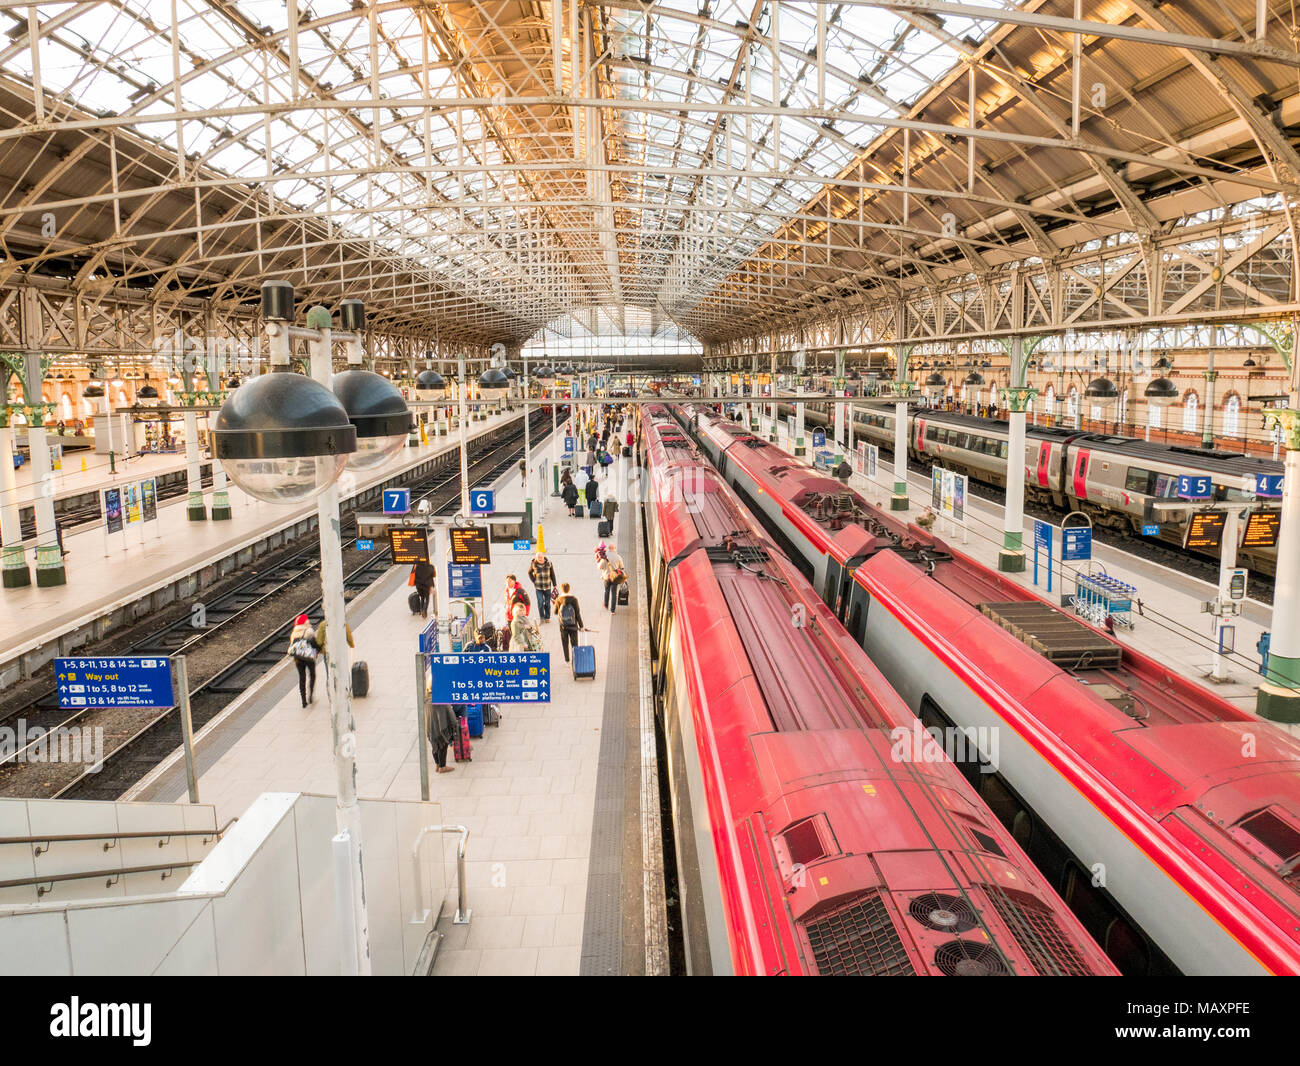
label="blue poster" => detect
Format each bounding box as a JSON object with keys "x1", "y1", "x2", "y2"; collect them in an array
[
  {"x1": 449, "y1": 564, "x2": 482, "y2": 598},
  {"x1": 1062, "y1": 526, "x2": 1093, "y2": 561},
  {"x1": 103, "y1": 487, "x2": 123, "y2": 534},
  {"x1": 428, "y1": 652, "x2": 551, "y2": 703},
  {"x1": 55, "y1": 656, "x2": 174, "y2": 709}
]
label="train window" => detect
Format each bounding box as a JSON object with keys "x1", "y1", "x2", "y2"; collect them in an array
[
  {"x1": 1011, "y1": 810, "x2": 1033, "y2": 848},
  {"x1": 1124, "y1": 468, "x2": 1155, "y2": 494},
  {"x1": 926, "y1": 426, "x2": 938, "y2": 441},
  {"x1": 1104, "y1": 917, "x2": 1150, "y2": 976},
  {"x1": 1063, "y1": 862, "x2": 1117, "y2": 941},
  {"x1": 823, "y1": 556, "x2": 842, "y2": 610},
  {"x1": 954, "y1": 433, "x2": 971, "y2": 450},
  {"x1": 979, "y1": 775, "x2": 1026, "y2": 831},
  {"x1": 847, "y1": 585, "x2": 870, "y2": 645},
  {"x1": 999, "y1": 442, "x2": 1009, "y2": 459}
]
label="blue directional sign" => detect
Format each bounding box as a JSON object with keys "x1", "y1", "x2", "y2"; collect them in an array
[
  {"x1": 1256, "y1": 473, "x2": 1284, "y2": 499},
  {"x1": 356, "y1": 538, "x2": 374, "y2": 551},
  {"x1": 449, "y1": 563, "x2": 482, "y2": 598},
  {"x1": 1062, "y1": 526, "x2": 1093, "y2": 562},
  {"x1": 1141, "y1": 524, "x2": 1160, "y2": 537},
  {"x1": 470, "y1": 488, "x2": 495, "y2": 514},
  {"x1": 1177, "y1": 474, "x2": 1212, "y2": 501},
  {"x1": 1033, "y1": 519, "x2": 1052, "y2": 551},
  {"x1": 55, "y1": 657, "x2": 174, "y2": 710},
  {"x1": 418, "y1": 618, "x2": 439, "y2": 655},
  {"x1": 428, "y1": 652, "x2": 551, "y2": 703},
  {"x1": 513, "y1": 538, "x2": 532, "y2": 551},
  {"x1": 812, "y1": 430, "x2": 827, "y2": 447},
  {"x1": 383, "y1": 488, "x2": 411, "y2": 515},
  {"x1": 563, "y1": 436, "x2": 575, "y2": 453}
]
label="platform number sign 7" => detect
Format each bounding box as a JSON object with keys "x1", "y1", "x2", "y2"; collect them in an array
[{"x1": 470, "y1": 489, "x2": 495, "y2": 514}]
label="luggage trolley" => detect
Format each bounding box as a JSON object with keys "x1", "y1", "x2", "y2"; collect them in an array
[{"x1": 1072, "y1": 567, "x2": 1136, "y2": 629}]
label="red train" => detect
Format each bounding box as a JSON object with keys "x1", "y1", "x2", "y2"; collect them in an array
[
  {"x1": 682, "y1": 402, "x2": 1300, "y2": 976},
  {"x1": 639, "y1": 404, "x2": 1116, "y2": 976}
]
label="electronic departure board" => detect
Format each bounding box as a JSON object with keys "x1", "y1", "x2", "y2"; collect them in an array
[
  {"x1": 1242, "y1": 510, "x2": 1281, "y2": 550},
  {"x1": 449, "y1": 526, "x2": 491, "y2": 565},
  {"x1": 1184, "y1": 511, "x2": 1227, "y2": 552},
  {"x1": 389, "y1": 527, "x2": 430, "y2": 563}
]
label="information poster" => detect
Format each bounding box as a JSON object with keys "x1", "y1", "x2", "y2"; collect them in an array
[
  {"x1": 141, "y1": 478, "x2": 158, "y2": 523},
  {"x1": 931, "y1": 468, "x2": 942, "y2": 509},
  {"x1": 103, "y1": 487, "x2": 123, "y2": 535},
  {"x1": 124, "y1": 482, "x2": 142, "y2": 524}
]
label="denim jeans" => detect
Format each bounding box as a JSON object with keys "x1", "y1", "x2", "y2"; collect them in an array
[
  {"x1": 604, "y1": 580, "x2": 617, "y2": 613},
  {"x1": 536, "y1": 589, "x2": 551, "y2": 620}
]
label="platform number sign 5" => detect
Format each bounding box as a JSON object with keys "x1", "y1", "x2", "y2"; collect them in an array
[
  {"x1": 1177, "y1": 475, "x2": 1212, "y2": 501},
  {"x1": 470, "y1": 489, "x2": 495, "y2": 514}
]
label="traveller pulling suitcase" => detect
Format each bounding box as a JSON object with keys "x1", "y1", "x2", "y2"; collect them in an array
[
  {"x1": 588, "y1": 497, "x2": 601, "y2": 518},
  {"x1": 465, "y1": 703, "x2": 484, "y2": 738},
  {"x1": 572, "y1": 643, "x2": 596, "y2": 680},
  {"x1": 351, "y1": 660, "x2": 369, "y2": 698},
  {"x1": 408, "y1": 590, "x2": 423, "y2": 615}
]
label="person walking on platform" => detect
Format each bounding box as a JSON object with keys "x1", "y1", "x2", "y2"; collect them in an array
[
  {"x1": 602, "y1": 494, "x2": 619, "y2": 535},
  {"x1": 509, "y1": 604, "x2": 540, "y2": 652},
  {"x1": 561, "y1": 477, "x2": 580, "y2": 517},
  {"x1": 554, "y1": 583, "x2": 585, "y2": 663},
  {"x1": 584, "y1": 474, "x2": 600, "y2": 512},
  {"x1": 505, "y1": 573, "x2": 531, "y2": 617},
  {"x1": 288, "y1": 614, "x2": 320, "y2": 708},
  {"x1": 585, "y1": 443, "x2": 597, "y2": 479},
  {"x1": 528, "y1": 552, "x2": 556, "y2": 623},
  {"x1": 428, "y1": 702, "x2": 459, "y2": 774},
  {"x1": 315, "y1": 616, "x2": 354, "y2": 683},
  {"x1": 413, "y1": 559, "x2": 436, "y2": 618},
  {"x1": 595, "y1": 542, "x2": 626, "y2": 615}
]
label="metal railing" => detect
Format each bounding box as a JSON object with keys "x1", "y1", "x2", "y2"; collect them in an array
[
  {"x1": 0, "y1": 861, "x2": 199, "y2": 896},
  {"x1": 0, "y1": 819, "x2": 236, "y2": 857},
  {"x1": 411, "y1": 824, "x2": 471, "y2": 926}
]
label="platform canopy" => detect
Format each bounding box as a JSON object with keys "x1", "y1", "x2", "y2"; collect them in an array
[{"x1": 0, "y1": 2, "x2": 1296, "y2": 358}]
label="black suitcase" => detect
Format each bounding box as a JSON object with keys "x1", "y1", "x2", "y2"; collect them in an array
[
  {"x1": 408, "y1": 590, "x2": 422, "y2": 614},
  {"x1": 598, "y1": 519, "x2": 612, "y2": 537},
  {"x1": 622, "y1": 446, "x2": 631, "y2": 457},
  {"x1": 588, "y1": 497, "x2": 601, "y2": 518},
  {"x1": 617, "y1": 584, "x2": 629, "y2": 606},
  {"x1": 351, "y1": 660, "x2": 369, "y2": 698},
  {"x1": 483, "y1": 704, "x2": 501, "y2": 728}
]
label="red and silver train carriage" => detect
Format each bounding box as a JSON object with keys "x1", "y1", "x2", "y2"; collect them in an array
[
  {"x1": 684, "y1": 402, "x2": 1300, "y2": 976},
  {"x1": 638, "y1": 404, "x2": 1116, "y2": 976}
]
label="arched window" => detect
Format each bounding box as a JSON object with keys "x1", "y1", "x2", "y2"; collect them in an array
[
  {"x1": 1182, "y1": 391, "x2": 1198, "y2": 433},
  {"x1": 1067, "y1": 387, "x2": 1080, "y2": 427},
  {"x1": 1223, "y1": 393, "x2": 1241, "y2": 438},
  {"x1": 117, "y1": 389, "x2": 128, "y2": 406},
  {"x1": 60, "y1": 393, "x2": 73, "y2": 420},
  {"x1": 1043, "y1": 385, "x2": 1056, "y2": 414}
]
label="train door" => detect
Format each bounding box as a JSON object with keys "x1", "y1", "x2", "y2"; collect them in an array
[
  {"x1": 915, "y1": 418, "x2": 926, "y2": 454},
  {"x1": 1072, "y1": 449, "x2": 1090, "y2": 500},
  {"x1": 1036, "y1": 442, "x2": 1051, "y2": 487}
]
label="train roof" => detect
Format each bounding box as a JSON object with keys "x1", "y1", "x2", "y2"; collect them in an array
[{"x1": 1070, "y1": 433, "x2": 1282, "y2": 474}]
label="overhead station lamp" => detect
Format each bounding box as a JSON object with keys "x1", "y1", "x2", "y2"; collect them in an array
[
  {"x1": 333, "y1": 368, "x2": 412, "y2": 471},
  {"x1": 415, "y1": 368, "x2": 447, "y2": 398},
  {"x1": 477, "y1": 366, "x2": 510, "y2": 399},
  {"x1": 963, "y1": 370, "x2": 985, "y2": 386},
  {"x1": 1084, "y1": 375, "x2": 1120, "y2": 401},
  {"x1": 1144, "y1": 376, "x2": 1181, "y2": 406},
  {"x1": 926, "y1": 370, "x2": 947, "y2": 387},
  {"x1": 213, "y1": 281, "x2": 358, "y2": 504}
]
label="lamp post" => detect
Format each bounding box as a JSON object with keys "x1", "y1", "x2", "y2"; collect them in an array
[{"x1": 213, "y1": 282, "x2": 410, "y2": 974}]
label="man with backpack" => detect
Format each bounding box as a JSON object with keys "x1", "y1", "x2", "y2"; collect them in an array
[{"x1": 554, "y1": 583, "x2": 585, "y2": 664}]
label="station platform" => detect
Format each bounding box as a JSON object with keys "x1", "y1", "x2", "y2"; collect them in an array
[
  {"x1": 0, "y1": 409, "x2": 528, "y2": 680},
  {"x1": 3, "y1": 447, "x2": 189, "y2": 515},
  {"x1": 756, "y1": 412, "x2": 1279, "y2": 719},
  {"x1": 130, "y1": 417, "x2": 656, "y2": 976}
]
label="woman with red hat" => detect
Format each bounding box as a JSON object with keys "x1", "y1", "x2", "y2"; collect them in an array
[{"x1": 287, "y1": 613, "x2": 320, "y2": 708}]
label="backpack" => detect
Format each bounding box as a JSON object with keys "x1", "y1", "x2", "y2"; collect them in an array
[
  {"x1": 513, "y1": 586, "x2": 530, "y2": 609},
  {"x1": 289, "y1": 637, "x2": 318, "y2": 662},
  {"x1": 560, "y1": 599, "x2": 577, "y2": 627}
]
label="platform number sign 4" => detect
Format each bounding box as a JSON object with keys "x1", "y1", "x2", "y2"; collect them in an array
[
  {"x1": 382, "y1": 488, "x2": 411, "y2": 515},
  {"x1": 1255, "y1": 474, "x2": 1284, "y2": 499},
  {"x1": 470, "y1": 489, "x2": 495, "y2": 514}
]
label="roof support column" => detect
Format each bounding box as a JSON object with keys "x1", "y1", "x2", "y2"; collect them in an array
[
  {"x1": 892, "y1": 344, "x2": 914, "y2": 511},
  {"x1": 1258, "y1": 315, "x2": 1300, "y2": 722},
  {"x1": 999, "y1": 335, "x2": 1038, "y2": 573}
]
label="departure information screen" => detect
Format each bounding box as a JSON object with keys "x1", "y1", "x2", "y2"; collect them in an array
[
  {"x1": 1242, "y1": 510, "x2": 1281, "y2": 549},
  {"x1": 449, "y1": 526, "x2": 491, "y2": 565},
  {"x1": 389, "y1": 527, "x2": 430, "y2": 563},
  {"x1": 1184, "y1": 511, "x2": 1227, "y2": 551}
]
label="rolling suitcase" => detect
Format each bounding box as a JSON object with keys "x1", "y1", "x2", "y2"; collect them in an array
[
  {"x1": 588, "y1": 497, "x2": 601, "y2": 518},
  {"x1": 617, "y1": 584, "x2": 629, "y2": 606},
  {"x1": 453, "y1": 714, "x2": 472, "y2": 761},
  {"x1": 598, "y1": 519, "x2": 612, "y2": 538},
  {"x1": 572, "y1": 643, "x2": 596, "y2": 680},
  {"x1": 622, "y1": 446, "x2": 631, "y2": 457},
  {"x1": 465, "y1": 704, "x2": 484, "y2": 738},
  {"x1": 408, "y1": 590, "x2": 422, "y2": 614},
  {"x1": 351, "y1": 660, "x2": 369, "y2": 698},
  {"x1": 483, "y1": 704, "x2": 501, "y2": 728}
]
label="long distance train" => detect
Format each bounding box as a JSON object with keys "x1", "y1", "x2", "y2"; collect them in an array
[{"x1": 680, "y1": 401, "x2": 1300, "y2": 976}]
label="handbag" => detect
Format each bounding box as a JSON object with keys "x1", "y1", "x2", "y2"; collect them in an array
[
  {"x1": 289, "y1": 637, "x2": 318, "y2": 662},
  {"x1": 408, "y1": 566, "x2": 416, "y2": 587}
]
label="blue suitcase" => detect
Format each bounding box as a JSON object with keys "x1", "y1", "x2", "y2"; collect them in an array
[
  {"x1": 465, "y1": 704, "x2": 484, "y2": 738},
  {"x1": 572, "y1": 644, "x2": 596, "y2": 680},
  {"x1": 588, "y1": 498, "x2": 601, "y2": 518}
]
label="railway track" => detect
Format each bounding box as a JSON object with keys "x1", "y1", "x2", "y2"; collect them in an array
[{"x1": 0, "y1": 410, "x2": 552, "y2": 800}]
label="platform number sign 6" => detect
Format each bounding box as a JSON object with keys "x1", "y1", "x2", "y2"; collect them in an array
[{"x1": 470, "y1": 489, "x2": 495, "y2": 514}]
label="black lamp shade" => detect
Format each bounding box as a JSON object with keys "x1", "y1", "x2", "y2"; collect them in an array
[
  {"x1": 339, "y1": 299, "x2": 365, "y2": 331},
  {"x1": 1085, "y1": 376, "x2": 1119, "y2": 399},
  {"x1": 416, "y1": 369, "x2": 446, "y2": 390},
  {"x1": 964, "y1": 372, "x2": 985, "y2": 386},
  {"x1": 1145, "y1": 377, "x2": 1180, "y2": 405},
  {"x1": 82, "y1": 384, "x2": 105, "y2": 398},
  {"x1": 262, "y1": 280, "x2": 295, "y2": 322},
  {"x1": 478, "y1": 368, "x2": 509, "y2": 389},
  {"x1": 214, "y1": 373, "x2": 356, "y2": 460},
  {"x1": 332, "y1": 369, "x2": 412, "y2": 439},
  {"x1": 926, "y1": 371, "x2": 947, "y2": 387},
  {"x1": 137, "y1": 384, "x2": 159, "y2": 399}
]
